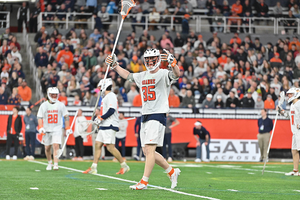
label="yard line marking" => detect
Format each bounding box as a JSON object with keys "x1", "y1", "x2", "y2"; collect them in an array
[
  {"x1": 96, "y1": 188, "x2": 107, "y2": 190},
  {"x1": 294, "y1": 190, "x2": 300, "y2": 192},
  {"x1": 248, "y1": 173, "x2": 255, "y2": 175},
  {"x1": 227, "y1": 189, "x2": 238, "y2": 192},
  {"x1": 30, "y1": 187, "x2": 39, "y2": 190},
  {"x1": 29, "y1": 160, "x2": 220, "y2": 200},
  {"x1": 35, "y1": 170, "x2": 40, "y2": 172},
  {"x1": 206, "y1": 172, "x2": 212, "y2": 174}
]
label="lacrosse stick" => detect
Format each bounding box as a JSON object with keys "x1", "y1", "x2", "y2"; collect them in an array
[
  {"x1": 77, "y1": 120, "x2": 99, "y2": 137},
  {"x1": 262, "y1": 91, "x2": 285, "y2": 175},
  {"x1": 91, "y1": 0, "x2": 136, "y2": 120},
  {"x1": 56, "y1": 110, "x2": 78, "y2": 158}
]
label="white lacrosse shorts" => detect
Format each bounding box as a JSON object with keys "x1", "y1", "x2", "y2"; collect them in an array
[
  {"x1": 292, "y1": 133, "x2": 300, "y2": 150},
  {"x1": 42, "y1": 131, "x2": 62, "y2": 146},
  {"x1": 96, "y1": 129, "x2": 116, "y2": 144},
  {"x1": 140, "y1": 120, "x2": 165, "y2": 147}
]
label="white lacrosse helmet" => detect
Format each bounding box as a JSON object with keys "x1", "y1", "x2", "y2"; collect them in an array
[
  {"x1": 143, "y1": 48, "x2": 161, "y2": 72},
  {"x1": 47, "y1": 87, "x2": 59, "y2": 103},
  {"x1": 97, "y1": 78, "x2": 113, "y2": 91},
  {"x1": 287, "y1": 87, "x2": 300, "y2": 104}
]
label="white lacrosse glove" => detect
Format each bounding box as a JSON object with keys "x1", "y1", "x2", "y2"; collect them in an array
[
  {"x1": 94, "y1": 116, "x2": 103, "y2": 126},
  {"x1": 66, "y1": 128, "x2": 73, "y2": 136},
  {"x1": 105, "y1": 54, "x2": 117, "y2": 69},
  {"x1": 38, "y1": 127, "x2": 45, "y2": 135},
  {"x1": 161, "y1": 49, "x2": 177, "y2": 68}
]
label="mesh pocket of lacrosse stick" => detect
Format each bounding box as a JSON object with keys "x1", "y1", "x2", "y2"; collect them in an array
[
  {"x1": 77, "y1": 120, "x2": 98, "y2": 136},
  {"x1": 118, "y1": 0, "x2": 136, "y2": 19}
]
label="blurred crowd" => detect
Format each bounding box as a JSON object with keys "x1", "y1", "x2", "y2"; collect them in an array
[{"x1": 0, "y1": 28, "x2": 32, "y2": 106}]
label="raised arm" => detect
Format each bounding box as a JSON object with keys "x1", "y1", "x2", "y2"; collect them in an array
[{"x1": 105, "y1": 54, "x2": 130, "y2": 80}]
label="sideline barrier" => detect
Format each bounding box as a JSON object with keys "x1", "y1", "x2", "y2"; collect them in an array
[{"x1": 0, "y1": 115, "x2": 292, "y2": 149}]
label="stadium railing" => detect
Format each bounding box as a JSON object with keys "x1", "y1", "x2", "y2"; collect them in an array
[
  {"x1": 37, "y1": 12, "x2": 299, "y2": 35},
  {"x1": 22, "y1": 23, "x2": 44, "y2": 101}
]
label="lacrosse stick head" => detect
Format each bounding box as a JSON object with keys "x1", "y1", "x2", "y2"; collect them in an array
[
  {"x1": 56, "y1": 149, "x2": 62, "y2": 158},
  {"x1": 77, "y1": 120, "x2": 98, "y2": 137},
  {"x1": 279, "y1": 91, "x2": 285, "y2": 105},
  {"x1": 118, "y1": 0, "x2": 136, "y2": 19}
]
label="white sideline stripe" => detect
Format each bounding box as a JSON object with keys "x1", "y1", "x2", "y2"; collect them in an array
[
  {"x1": 248, "y1": 173, "x2": 255, "y2": 175},
  {"x1": 294, "y1": 190, "x2": 300, "y2": 192},
  {"x1": 227, "y1": 189, "x2": 238, "y2": 192},
  {"x1": 30, "y1": 187, "x2": 39, "y2": 190},
  {"x1": 29, "y1": 160, "x2": 220, "y2": 200},
  {"x1": 35, "y1": 170, "x2": 40, "y2": 172},
  {"x1": 96, "y1": 188, "x2": 107, "y2": 190}
]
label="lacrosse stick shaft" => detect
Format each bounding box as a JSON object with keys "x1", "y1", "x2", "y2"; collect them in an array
[
  {"x1": 126, "y1": 117, "x2": 136, "y2": 121},
  {"x1": 262, "y1": 112, "x2": 279, "y2": 175},
  {"x1": 91, "y1": 19, "x2": 125, "y2": 120},
  {"x1": 56, "y1": 110, "x2": 78, "y2": 158}
]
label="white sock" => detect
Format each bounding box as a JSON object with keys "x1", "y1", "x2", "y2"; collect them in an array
[
  {"x1": 142, "y1": 176, "x2": 149, "y2": 182},
  {"x1": 92, "y1": 163, "x2": 97, "y2": 168},
  {"x1": 54, "y1": 162, "x2": 58, "y2": 166},
  {"x1": 165, "y1": 166, "x2": 172, "y2": 173},
  {"x1": 120, "y1": 162, "x2": 127, "y2": 168},
  {"x1": 48, "y1": 160, "x2": 52, "y2": 164}
]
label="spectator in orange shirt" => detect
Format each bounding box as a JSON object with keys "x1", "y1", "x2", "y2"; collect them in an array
[
  {"x1": 168, "y1": 88, "x2": 180, "y2": 108},
  {"x1": 264, "y1": 94, "x2": 275, "y2": 110},
  {"x1": 217, "y1": 53, "x2": 227, "y2": 67},
  {"x1": 231, "y1": 0, "x2": 243, "y2": 15},
  {"x1": 58, "y1": 91, "x2": 68, "y2": 106},
  {"x1": 226, "y1": 11, "x2": 242, "y2": 33},
  {"x1": 229, "y1": 32, "x2": 242, "y2": 45},
  {"x1": 132, "y1": 93, "x2": 142, "y2": 107},
  {"x1": 17, "y1": 80, "x2": 32, "y2": 101},
  {"x1": 270, "y1": 52, "x2": 282, "y2": 68},
  {"x1": 56, "y1": 45, "x2": 74, "y2": 67},
  {"x1": 289, "y1": 35, "x2": 300, "y2": 50}
]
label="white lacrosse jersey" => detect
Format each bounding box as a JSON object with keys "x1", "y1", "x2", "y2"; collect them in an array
[
  {"x1": 133, "y1": 69, "x2": 175, "y2": 115},
  {"x1": 116, "y1": 119, "x2": 128, "y2": 139},
  {"x1": 289, "y1": 100, "x2": 300, "y2": 134},
  {"x1": 74, "y1": 115, "x2": 87, "y2": 138},
  {"x1": 37, "y1": 101, "x2": 68, "y2": 132},
  {"x1": 100, "y1": 91, "x2": 119, "y2": 128}
]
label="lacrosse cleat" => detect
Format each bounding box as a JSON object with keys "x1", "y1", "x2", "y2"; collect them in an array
[
  {"x1": 53, "y1": 164, "x2": 59, "y2": 171},
  {"x1": 6, "y1": 155, "x2": 10, "y2": 160},
  {"x1": 168, "y1": 168, "x2": 181, "y2": 189},
  {"x1": 129, "y1": 180, "x2": 148, "y2": 190},
  {"x1": 116, "y1": 165, "x2": 130, "y2": 175},
  {"x1": 46, "y1": 164, "x2": 52, "y2": 171},
  {"x1": 83, "y1": 166, "x2": 97, "y2": 174},
  {"x1": 285, "y1": 170, "x2": 300, "y2": 176}
]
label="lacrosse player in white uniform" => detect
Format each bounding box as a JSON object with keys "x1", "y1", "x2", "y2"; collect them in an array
[
  {"x1": 106, "y1": 48, "x2": 181, "y2": 190},
  {"x1": 83, "y1": 78, "x2": 130, "y2": 175},
  {"x1": 37, "y1": 87, "x2": 71, "y2": 170},
  {"x1": 278, "y1": 87, "x2": 300, "y2": 176}
]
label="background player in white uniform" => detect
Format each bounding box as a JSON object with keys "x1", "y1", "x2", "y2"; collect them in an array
[
  {"x1": 106, "y1": 48, "x2": 181, "y2": 190},
  {"x1": 115, "y1": 112, "x2": 128, "y2": 159},
  {"x1": 37, "y1": 87, "x2": 71, "y2": 170},
  {"x1": 278, "y1": 88, "x2": 300, "y2": 176},
  {"x1": 83, "y1": 78, "x2": 130, "y2": 175},
  {"x1": 73, "y1": 109, "x2": 86, "y2": 161}
]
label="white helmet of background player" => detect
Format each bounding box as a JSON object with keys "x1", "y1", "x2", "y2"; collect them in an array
[
  {"x1": 287, "y1": 87, "x2": 300, "y2": 104},
  {"x1": 143, "y1": 48, "x2": 161, "y2": 72},
  {"x1": 97, "y1": 78, "x2": 113, "y2": 91},
  {"x1": 47, "y1": 87, "x2": 59, "y2": 103}
]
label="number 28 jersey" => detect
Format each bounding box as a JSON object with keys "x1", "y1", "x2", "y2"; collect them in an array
[
  {"x1": 289, "y1": 100, "x2": 300, "y2": 135},
  {"x1": 37, "y1": 101, "x2": 69, "y2": 132},
  {"x1": 133, "y1": 69, "x2": 175, "y2": 115}
]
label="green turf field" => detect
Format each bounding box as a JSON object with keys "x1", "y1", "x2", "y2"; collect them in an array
[{"x1": 1, "y1": 159, "x2": 300, "y2": 200}]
